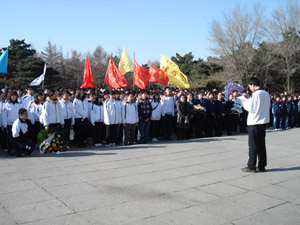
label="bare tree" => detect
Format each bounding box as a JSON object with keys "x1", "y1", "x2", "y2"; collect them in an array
[
  {"x1": 89, "y1": 45, "x2": 109, "y2": 87},
  {"x1": 267, "y1": 0, "x2": 300, "y2": 93},
  {"x1": 209, "y1": 3, "x2": 265, "y2": 86}
]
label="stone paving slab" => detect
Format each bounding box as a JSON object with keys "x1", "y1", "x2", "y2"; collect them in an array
[{"x1": 0, "y1": 128, "x2": 300, "y2": 224}]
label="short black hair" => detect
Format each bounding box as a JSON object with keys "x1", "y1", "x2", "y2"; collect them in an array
[
  {"x1": 248, "y1": 77, "x2": 260, "y2": 86},
  {"x1": 19, "y1": 108, "x2": 27, "y2": 115}
]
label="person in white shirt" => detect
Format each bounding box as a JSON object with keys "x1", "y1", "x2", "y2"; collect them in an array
[
  {"x1": 103, "y1": 91, "x2": 119, "y2": 147},
  {"x1": 73, "y1": 90, "x2": 89, "y2": 147},
  {"x1": 21, "y1": 87, "x2": 34, "y2": 110},
  {"x1": 150, "y1": 94, "x2": 162, "y2": 142},
  {"x1": 59, "y1": 91, "x2": 74, "y2": 143},
  {"x1": 122, "y1": 93, "x2": 138, "y2": 145},
  {"x1": 3, "y1": 91, "x2": 21, "y2": 155},
  {"x1": 27, "y1": 93, "x2": 42, "y2": 143},
  {"x1": 241, "y1": 77, "x2": 270, "y2": 173},
  {"x1": 161, "y1": 87, "x2": 175, "y2": 140},
  {"x1": 12, "y1": 108, "x2": 35, "y2": 157},
  {"x1": 43, "y1": 90, "x2": 64, "y2": 131},
  {"x1": 91, "y1": 97, "x2": 104, "y2": 147}
]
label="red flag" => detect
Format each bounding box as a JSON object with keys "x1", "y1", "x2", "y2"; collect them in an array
[
  {"x1": 133, "y1": 58, "x2": 151, "y2": 89},
  {"x1": 104, "y1": 57, "x2": 130, "y2": 89},
  {"x1": 149, "y1": 65, "x2": 169, "y2": 86},
  {"x1": 80, "y1": 55, "x2": 95, "y2": 89}
]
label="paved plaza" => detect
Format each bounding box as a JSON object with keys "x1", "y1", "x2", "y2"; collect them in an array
[{"x1": 0, "y1": 128, "x2": 300, "y2": 225}]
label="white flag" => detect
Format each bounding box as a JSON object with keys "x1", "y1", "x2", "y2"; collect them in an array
[{"x1": 30, "y1": 63, "x2": 46, "y2": 86}]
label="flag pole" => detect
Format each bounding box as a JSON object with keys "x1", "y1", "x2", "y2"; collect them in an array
[{"x1": 42, "y1": 80, "x2": 44, "y2": 90}]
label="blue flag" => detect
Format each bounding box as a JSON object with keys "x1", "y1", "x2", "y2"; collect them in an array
[{"x1": 0, "y1": 49, "x2": 8, "y2": 73}]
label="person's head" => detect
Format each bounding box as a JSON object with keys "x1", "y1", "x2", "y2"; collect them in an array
[
  {"x1": 187, "y1": 93, "x2": 193, "y2": 101},
  {"x1": 18, "y1": 108, "x2": 28, "y2": 120},
  {"x1": 127, "y1": 93, "x2": 135, "y2": 103},
  {"x1": 276, "y1": 96, "x2": 280, "y2": 102},
  {"x1": 282, "y1": 96, "x2": 287, "y2": 102},
  {"x1": 62, "y1": 91, "x2": 70, "y2": 101},
  {"x1": 232, "y1": 90, "x2": 238, "y2": 97},
  {"x1": 217, "y1": 92, "x2": 222, "y2": 100},
  {"x1": 198, "y1": 92, "x2": 204, "y2": 100},
  {"x1": 153, "y1": 94, "x2": 159, "y2": 101},
  {"x1": 208, "y1": 93, "x2": 214, "y2": 101},
  {"x1": 75, "y1": 90, "x2": 85, "y2": 100},
  {"x1": 119, "y1": 92, "x2": 125, "y2": 101},
  {"x1": 26, "y1": 87, "x2": 34, "y2": 96},
  {"x1": 288, "y1": 95, "x2": 292, "y2": 101},
  {"x1": 248, "y1": 77, "x2": 261, "y2": 93},
  {"x1": 109, "y1": 91, "x2": 115, "y2": 99},
  {"x1": 228, "y1": 94, "x2": 233, "y2": 101},
  {"x1": 165, "y1": 87, "x2": 171, "y2": 96},
  {"x1": 7, "y1": 90, "x2": 18, "y2": 102},
  {"x1": 141, "y1": 91, "x2": 148, "y2": 100},
  {"x1": 48, "y1": 89, "x2": 58, "y2": 100},
  {"x1": 242, "y1": 90, "x2": 247, "y2": 97},
  {"x1": 179, "y1": 94, "x2": 186, "y2": 102},
  {"x1": 17, "y1": 88, "x2": 23, "y2": 97}
]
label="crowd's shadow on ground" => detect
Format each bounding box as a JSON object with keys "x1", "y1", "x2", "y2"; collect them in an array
[{"x1": 0, "y1": 135, "x2": 241, "y2": 159}]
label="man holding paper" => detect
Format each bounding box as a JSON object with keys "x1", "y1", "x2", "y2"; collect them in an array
[{"x1": 241, "y1": 77, "x2": 270, "y2": 173}]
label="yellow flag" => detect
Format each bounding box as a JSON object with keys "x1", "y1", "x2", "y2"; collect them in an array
[
  {"x1": 118, "y1": 46, "x2": 133, "y2": 75},
  {"x1": 160, "y1": 54, "x2": 190, "y2": 89}
]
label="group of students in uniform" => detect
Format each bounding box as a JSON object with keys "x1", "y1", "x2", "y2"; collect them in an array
[
  {"x1": 271, "y1": 94, "x2": 300, "y2": 130},
  {"x1": 0, "y1": 85, "x2": 299, "y2": 156}
]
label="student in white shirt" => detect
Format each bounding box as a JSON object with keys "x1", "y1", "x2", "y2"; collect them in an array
[
  {"x1": 241, "y1": 77, "x2": 270, "y2": 173},
  {"x1": 73, "y1": 90, "x2": 89, "y2": 147},
  {"x1": 161, "y1": 87, "x2": 175, "y2": 140},
  {"x1": 3, "y1": 91, "x2": 21, "y2": 155},
  {"x1": 91, "y1": 97, "x2": 104, "y2": 147},
  {"x1": 59, "y1": 91, "x2": 74, "y2": 143},
  {"x1": 12, "y1": 108, "x2": 35, "y2": 157},
  {"x1": 122, "y1": 93, "x2": 138, "y2": 145},
  {"x1": 22, "y1": 87, "x2": 34, "y2": 110},
  {"x1": 27, "y1": 93, "x2": 42, "y2": 143},
  {"x1": 150, "y1": 94, "x2": 162, "y2": 142},
  {"x1": 43, "y1": 90, "x2": 64, "y2": 130},
  {"x1": 103, "y1": 91, "x2": 119, "y2": 147}
]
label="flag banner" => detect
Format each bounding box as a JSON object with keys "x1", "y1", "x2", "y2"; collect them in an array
[
  {"x1": 118, "y1": 46, "x2": 133, "y2": 75},
  {"x1": 160, "y1": 54, "x2": 190, "y2": 89},
  {"x1": 0, "y1": 49, "x2": 8, "y2": 73},
  {"x1": 30, "y1": 63, "x2": 47, "y2": 86},
  {"x1": 133, "y1": 58, "x2": 151, "y2": 89},
  {"x1": 104, "y1": 57, "x2": 130, "y2": 89},
  {"x1": 149, "y1": 65, "x2": 169, "y2": 86},
  {"x1": 80, "y1": 55, "x2": 95, "y2": 89}
]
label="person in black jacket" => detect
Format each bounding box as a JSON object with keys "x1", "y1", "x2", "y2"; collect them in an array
[
  {"x1": 215, "y1": 92, "x2": 225, "y2": 136},
  {"x1": 176, "y1": 94, "x2": 190, "y2": 140},
  {"x1": 225, "y1": 94, "x2": 235, "y2": 135},
  {"x1": 137, "y1": 91, "x2": 152, "y2": 144},
  {"x1": 12, "y1": 108, "x2": 35, "y2": 157},
  {"x1": 204, "y1": 93, "x2": 216, "y2": 137}
]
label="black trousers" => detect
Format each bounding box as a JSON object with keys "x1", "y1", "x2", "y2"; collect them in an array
[
  {"x1": 105, "y1": 124, "x2": 118, "y2": 144},
  {"x1": 150, "y1": 120, "x2": 160, "y2": 138},
  {"x1": 215, "y1": 115, "x2": 224, "y2": 137},
  {"x1": 123, "y1": 123, "x2": 136, "y2": 145},
  {"x1": 161, "y1": 115, "x2": 173, "y2": 139},
  {"x1": 247, "y1": 124, "x2": 267, "y2": 169},
  {"x1": 74, "y1": 119, "x2": 88, "y2": 146},
  {"x1": 92, "y1": 122, "x2": 105, "y2": 144}
]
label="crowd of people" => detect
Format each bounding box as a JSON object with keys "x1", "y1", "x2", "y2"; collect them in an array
[{"x1": 0, "y1": 84, "x2": 299, "y2": 156}]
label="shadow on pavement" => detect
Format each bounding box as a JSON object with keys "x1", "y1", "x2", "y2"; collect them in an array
[{"x1": 267, "y1": 166, "x2": 300, "y2": 172}]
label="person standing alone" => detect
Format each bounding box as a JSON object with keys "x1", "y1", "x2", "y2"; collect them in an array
[{"x1": 241, "y1": 77, "x2": 270, "y2": 173}]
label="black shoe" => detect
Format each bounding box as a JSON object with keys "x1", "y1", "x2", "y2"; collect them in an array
[
  {"x1": 241, "y1": 167, "x2": 256, "y2": 173},
  {"x1": 256, "y1": 167, "x2": 266, "y2": 172}
]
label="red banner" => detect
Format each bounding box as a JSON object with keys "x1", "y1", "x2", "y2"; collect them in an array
[
  {"x1": 149, "y1": 65, "x2": 169, "y2": 86},
  {"x1": 104, "y1": 57, "x2": 130, "y2": 89},
  {"x1": 80, "y1": 55, "x2": 95, "y2": 88},
  {"x1": 133, "y1": 59, "x2": 151, "y2": 89}
]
